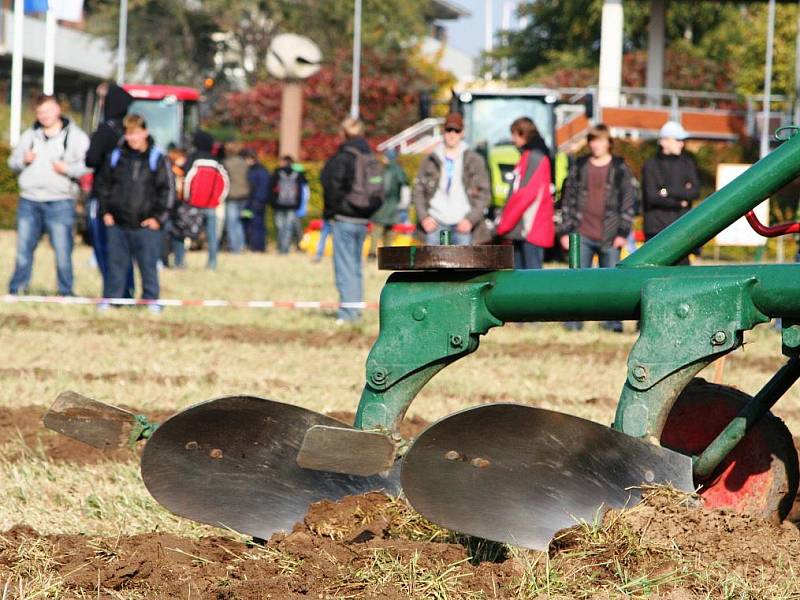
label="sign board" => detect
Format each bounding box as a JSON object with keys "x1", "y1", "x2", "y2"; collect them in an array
[{"x1": 714, "y1": 163, "x2": 768, "y2": 247}]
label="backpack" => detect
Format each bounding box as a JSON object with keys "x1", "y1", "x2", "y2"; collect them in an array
[
  {"x1": 344, "y1": 147, "x2": 384, "y2": 216},
  {"x1": 184, "y1": 159, "x2": 229, "y2": 209},
  {"x1": 110, "y1": 146, "x2": 163, "y2": 172},
  {"x1": 275, "y1": 170, "x2": 300, "y2": 209}
]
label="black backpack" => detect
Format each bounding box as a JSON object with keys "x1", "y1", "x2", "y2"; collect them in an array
[
  {"x1": 343, "y1": 147, "x2": 384, "y2": 216},
  {"x1": 275, "y1": 170, "x2": 301, "y2": 209}
]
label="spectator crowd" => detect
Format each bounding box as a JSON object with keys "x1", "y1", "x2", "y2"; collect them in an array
[{"x1": 6, "y1": 86, "x2": 701, "y2": 326}]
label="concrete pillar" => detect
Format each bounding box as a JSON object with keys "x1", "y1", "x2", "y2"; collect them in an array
[
  {"x1": 646, "y1": 0, "x2": 666, "y2": 105},
  {"x1": 598, "y1": 0, "x2": 624, "y2": 108},
  {"x1": 279, "y1": 83, "x2": 303, "y2": 160}
]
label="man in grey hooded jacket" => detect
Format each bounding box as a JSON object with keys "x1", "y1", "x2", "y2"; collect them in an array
[
  {"x1": 413, "y1": 112, "x2": 490, "y2": 245},
  {"x1": 7, "y1": 94, "x2": 89, "y2": 296}
]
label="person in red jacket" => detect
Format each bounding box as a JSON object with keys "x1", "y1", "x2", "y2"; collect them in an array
[{"x1": 495, "y1": 117, "x2": 554, "y2": 269}]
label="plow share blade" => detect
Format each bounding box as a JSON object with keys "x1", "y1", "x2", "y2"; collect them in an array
[
  {"x1": 401, "y1": 404, "x2": 694, "y2": 550},
  {"x1": 140, "y1": 396, "x2": 401, "y2": 539}
]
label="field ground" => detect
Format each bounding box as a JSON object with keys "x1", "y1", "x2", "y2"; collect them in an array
[{"x1": 0, "y1": 230, "x2": 798, "y2": 598}]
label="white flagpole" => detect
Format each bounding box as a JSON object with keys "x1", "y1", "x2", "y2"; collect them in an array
[
  {"x1": 10, "y1": 0, "x2": 25, "y2": 146},
  {"x1": 44, "y1": 4, "x2": 56, "y2": 95},
  {"x1": 117, "y1": 0, "x2": 128, "y2": 83}
]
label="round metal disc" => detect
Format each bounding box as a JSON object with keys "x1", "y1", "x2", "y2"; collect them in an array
[
  {"x1": 401, "y1": 403, "x2": 693, "y2": 550},
  {"x1": 141, "y1": 396, "x2": 401, "y2": 539},
  {"x1": 378, "y1": 245, "x2": 514, "y2": 271}
]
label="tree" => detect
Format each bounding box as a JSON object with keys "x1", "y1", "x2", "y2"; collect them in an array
[{"x1": 85, "y1": 0, "x2": 218, "y2": 85}]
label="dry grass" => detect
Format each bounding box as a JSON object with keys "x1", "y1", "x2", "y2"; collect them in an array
[{"x1": 0, "y1": 230, "x2": 798, "y2": 597}]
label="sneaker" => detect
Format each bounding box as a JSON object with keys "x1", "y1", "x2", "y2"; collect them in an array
[{"x1": 147, "y1": 303, "x2": 163, "y2": 315}]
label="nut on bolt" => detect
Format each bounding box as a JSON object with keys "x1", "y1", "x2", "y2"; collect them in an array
[
  {"x1": 632, "y1": 365, "x2": 648, "y2": 381},
  {"x1": 370, "y1": 368, "x2": 388, "y2": 385},
  {"x1": 711, "y1": 331, "x2": 727, "y2": 345},
  {"x1": 449, "y1": 334, "x2": 463, "y2": 348}
]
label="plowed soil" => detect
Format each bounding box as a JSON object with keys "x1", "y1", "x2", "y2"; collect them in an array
[{"x1": 1, "y1": 491, "x2": 799, "y2": 599}]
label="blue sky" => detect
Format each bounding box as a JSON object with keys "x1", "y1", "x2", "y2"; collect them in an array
[{"x1": 444, "y1": 0, "x2": 523, "y2": 57}]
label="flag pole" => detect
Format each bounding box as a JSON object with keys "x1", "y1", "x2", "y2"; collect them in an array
[
  {"x1": 10, "y1": 0, "x2": 25, "y2": 146},
  {"x1": 117, "y1": 0, "x2": 128, "y2": 83},
  {"x1": 43, "y1": 5, "x2": 56, "y2": 95}
]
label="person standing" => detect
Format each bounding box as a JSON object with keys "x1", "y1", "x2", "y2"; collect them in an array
[
  {"x1": 7, "y1": 94, "x2": 90, "y2": 296},
  {"x1": 642, "y1": 121, "x2": 700, "y2": 265},
  {"x1": 559, "y1": 124, "x2": 636, "y2": 332},
  {"x1": 272, "y1": 155, "x2": 306, "y2": 254},
  {"x1": 183, "y1": 130, "x2": 229, "y2": 269},
  {"x1": 243, "y1": 149, "x2": 270, "y2": 251},
  {"x1": 222, "y1": 141, "x2": 249, "y2": 254},
  {"x1": 368, "y1": 148, "x2": 408, "y2": 258},
  {"x1": 84, "y1": 83, "x2": 134, "y2": 291},
  {"x1": 495, "y1": 117, "x2": 554, "y2": 269},
  {"x1": 95, "y1": 115, "x2": 172, "y2": 312},
  {"x1": 413, "y1": 112, "x2": 490, "y2": 245},
  {"x1": 320, "y1": 117, "x2": 384, "y2": 323}
]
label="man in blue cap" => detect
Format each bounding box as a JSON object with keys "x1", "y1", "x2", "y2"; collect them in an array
[{"x1": 642, "y1": 120, "x2": 700, "y2": 265}]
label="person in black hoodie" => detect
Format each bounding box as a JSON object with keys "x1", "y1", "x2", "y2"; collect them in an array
[
  {"x1": 642, "y1": 121, "x2": 700, "y2": 265},
  {"x1": 85, "y1": 83, "x2": 134, "y2": 291},
  {"x1": 320, "y1": 117, "x2": 375, "y2": 323},
  {"x1": 95, "y1": 115, "x2": 172, "y2": 312}
]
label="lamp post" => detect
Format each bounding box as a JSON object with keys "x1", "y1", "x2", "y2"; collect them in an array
[
  {"x1": 117, "y1": 0, "x2": 128, "y2": 83},
  {"x1": 350, "y1": 0, "x2": 362, "y2": 119}
]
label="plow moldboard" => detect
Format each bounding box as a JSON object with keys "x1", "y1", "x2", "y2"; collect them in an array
[
  {"x1": 141, "y1": 396, "x2": 401, "y2": 539},
  {"x1": 401, "y1": 404, "x2": 694, "y2": 550}
]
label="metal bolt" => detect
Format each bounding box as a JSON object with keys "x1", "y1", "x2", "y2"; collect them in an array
[
  {"x1": 412, "y1": 306, "x2": 427, "y2": 321},
  {"x1": 370, "y1": 368, "x2": 388, "y2": 385},
  {"x1": 444, "y1": 451, "x2": 462, "y2": 461},
  {"x1": 675, "y1": 303, "x2": 690, "y2": 318},
  {"x1": 209, "y1": 448, "x2": 223, "y2": 459},
  {"x1": 449, "y1": 334, "x2": 463, "y2": 348},
  {"x1": 711, "y1": 331, "x2": 727, "y2": 345},
  {"x1": 185, "y1": 441, "x2": 199, "y2": 451},
  {"x1": 633, "y1": 365, "x2": 648, "y2": 381},
  {"x1": 471, "y1": 457, "x2": 490, "y2": 469}
]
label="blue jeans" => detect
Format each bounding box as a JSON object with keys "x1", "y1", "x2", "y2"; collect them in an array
[
  {"x1": 566, "y1": 237, "x2": 621, "y2": 331},
  {"x1": 204, "y1": 208, "x2": 219, "y2": 269},
  {"x1": 275, "y1": 209, "x2": 298, "y2": 254},
  {"x1": 424, "y1": 224, "x2": 471, "y2": 245},
  {"x1": 9, "y1": 198, "x2": 75, "y2": 295},
  {"x1": 106, "y1": 226, "x2": 161, "y2": 299},
  {"x1": 315, "y1": 219, "x2": 332, "y2": 259},
  {"x1": 332, "y1": 220, "x2": 367, "y2": 321},
  {"x1": 225, "y1": 199, "x2": 246, "y2": 253},
  {"x1": 512, "y1": 241, "x2": 544, "y2": 270},
  {"x1": 89, "y1": 198, "x2": 135, "y2": 296}
]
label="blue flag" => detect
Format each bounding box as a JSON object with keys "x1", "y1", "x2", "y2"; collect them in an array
[{"x1": 24, "y1": 0, "x2": 49, "y2": 13}]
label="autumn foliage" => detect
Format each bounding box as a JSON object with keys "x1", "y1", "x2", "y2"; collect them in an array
[{"x1": 222, "y1": 48, "x2": 429, "y2": 160}]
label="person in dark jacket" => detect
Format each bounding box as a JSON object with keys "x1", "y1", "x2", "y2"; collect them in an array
[
  {"x1": 84, "y1": 83, "x2": 134, "y2": 292},
  {"x1": 272, "y1": 155, "x2": 307, "y2": 254},
  {"x1": 320, "y1": 117, "x2": 375, "y2": 323},
  {"x1": 243, "y1": 149, "x2": 270, "y2": 251},
  {"x1": 559, "y1": 123, "x2": 636, "y2": 332},
  {"x1": 95, "y1": 115, "x2": 172, "y2": 312},
  {"x1": 642, "y1": 121, "x2": 700, "y2": 265}
]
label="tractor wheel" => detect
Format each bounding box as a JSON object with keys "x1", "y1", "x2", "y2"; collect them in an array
[{"x1": 660, "y1": 378, "x2": 799, "y2": 523}]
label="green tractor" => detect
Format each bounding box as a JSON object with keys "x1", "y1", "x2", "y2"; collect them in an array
[{"x1": 452, "y1": 88, "x2": 560, "y2": 211}]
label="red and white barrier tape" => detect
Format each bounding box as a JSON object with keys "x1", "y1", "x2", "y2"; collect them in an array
[{"x1": 0, "y1": 294, "x2": 378, "y2": 310}]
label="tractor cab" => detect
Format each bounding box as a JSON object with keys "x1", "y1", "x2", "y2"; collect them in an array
[
  {"x1": 122, "y1": 85, "x2": 201, "y2": 150},
  {"x1": 453, "y1": 88, "x2": 559, "y2": 208}
]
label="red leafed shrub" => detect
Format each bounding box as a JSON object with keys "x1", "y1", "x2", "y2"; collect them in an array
[{"x1": 222, "y1": 48, "x2": 426, "y2": 161}]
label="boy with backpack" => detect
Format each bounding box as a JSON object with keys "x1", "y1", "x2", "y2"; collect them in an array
[
  {"x1": 320, "y1": 117, "x2": 384, "y2": 323},
  {"x1": 272, "y1": 155, "x2": 307, "y2": 254},
  {"x1": 183, "y1": 130, "x2": 229, "y2": 269},
  {"x1": 95, "y1": 114, "x2": 172, "y2": 312}
]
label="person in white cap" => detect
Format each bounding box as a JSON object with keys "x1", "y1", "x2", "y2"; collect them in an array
[{"x1": 641, "y1": 121, "x2": 700, "y2": 264}]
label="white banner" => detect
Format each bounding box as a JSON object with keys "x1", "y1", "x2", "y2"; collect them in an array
[{"x1": 51, "y1": 0, "x2": 83, "y2": 22}]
